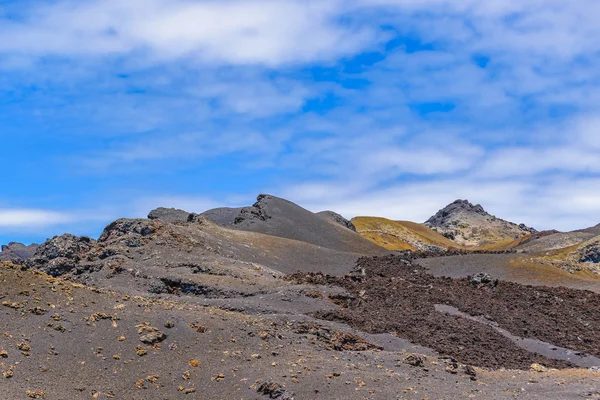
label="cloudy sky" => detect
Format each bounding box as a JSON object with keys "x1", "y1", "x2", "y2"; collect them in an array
[{"x1": 2, "y1": 0, "x2": 600, "y2": 244}]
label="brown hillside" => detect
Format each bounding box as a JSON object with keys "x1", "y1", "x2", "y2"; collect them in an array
[{"x1": 352, "y1": 217, "x2": 458, "y2": 251}]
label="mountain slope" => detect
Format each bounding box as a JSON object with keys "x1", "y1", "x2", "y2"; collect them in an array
[
  {"x1": 425, "y1": 199, "x2": 536, "y2": 248},
  {"x1": 352, "y1": 217, "x2": 458, "y2": 251},
  {"x1": 202, "y1": 194, "x2": 385, "y2": 255}
]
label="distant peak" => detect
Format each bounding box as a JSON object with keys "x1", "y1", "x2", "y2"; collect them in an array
[
  {"x1": 449, "y1": 199, "x2": 486, "y2": 213},
  {"x1": 427, "y1": 200, "x2": 488, "y2": 222}
]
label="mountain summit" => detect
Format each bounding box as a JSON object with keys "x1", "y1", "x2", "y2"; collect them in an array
[{"x1": 424, "y1": 199, "x2": 536, "y2": 247}]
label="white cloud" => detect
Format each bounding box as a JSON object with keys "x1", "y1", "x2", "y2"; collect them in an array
[
  {"x1": 3, "y1": 0, "x2": 600, "y2": 237},
  {"x1": 0, "y1": 0, "x2": 379, "y2": 66},
  {"x1": 0, "y1": 209, "x2": 74, "y2": 228}
]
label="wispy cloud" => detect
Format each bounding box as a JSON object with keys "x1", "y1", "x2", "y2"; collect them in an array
[
  {"x1": 0, "y1": 209, "x2": 73, "y2": 228},
  {"x1": 0, "y1": 0, "x2": 379, "y2": 66}
]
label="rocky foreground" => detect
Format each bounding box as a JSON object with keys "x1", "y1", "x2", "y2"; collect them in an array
[{"x1": 2, "y1": 195, "x2": 600, "y2": 398}]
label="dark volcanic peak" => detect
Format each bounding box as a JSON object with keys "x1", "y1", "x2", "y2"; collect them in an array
[
  {"x1": 203, "y1": 194, "x2": 384, "y2": 254},
  {"x1": 0, "y1": 242, "x2": 39, "y2": 263}
]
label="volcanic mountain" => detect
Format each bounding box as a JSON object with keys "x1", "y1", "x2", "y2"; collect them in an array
[
  {"x1": 201, "y1": 194, "x2": 383, "y2": 254},
  {"x1": 425, "y1": 199, "x2": 537, "y2": 248}
]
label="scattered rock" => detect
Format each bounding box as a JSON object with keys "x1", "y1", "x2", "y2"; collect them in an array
[
  {"x1": 3, "y1": 365, "x2": 15, "y2": 379},
  {"x1": 257, "y1": 382, "x2": 295, "y2": 399},
  {"x1": 139, "y1": 331, "x2": 167, "y2": 345},
  {"x1": 464, "y1": 365, "x2": 477, "y2": 380},
  {"x1": 189, "y1": 323, "x2": 207, "y2": 333},
  {"x1": 25, "y1": 390, "x2": 46, "y2": 399},
  {"x1": 2, "y1": 301, "x2": 21, "y2": 309},
  {"x1": 177, "y1": 386, "x2": 196, "y2": 394},
  {"x1": 29, "y1": 307, "x2": 47, "y2": 315},
  {"x1": 17, "y1": 343, "x2": 31, "y2": 353},
  {"x1": 135, "y1": 346, "x2": 148, "y2": 357},
  {"x1": 404, "y1": 354, "x2": 426, "y2": 368},
  {"x1": 468, "y1": 272, "x2": 498, "y2": 288}
]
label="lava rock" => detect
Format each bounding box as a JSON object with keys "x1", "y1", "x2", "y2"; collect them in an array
[
  {"x1": 99, "y1": 219, "x2": 158, "y2": 242},
  {"x1": 148, "y1": 207, "x2": 192, "y2": 224},
  {"x1": 468, "y1": 272, "x2": 498, "y2": 288},
  {"x1": 139, "y1": 331, "x2": 167, "y2": 344},
  {"x1": 404, "y1": 354, "x2": 426, "y2": 367},
  {"x1": 257, "y1": 382, "x2": 294, "y2": 399},
  {"x1": 25, "y1": 234, "x2": 96, "y2": 277}
]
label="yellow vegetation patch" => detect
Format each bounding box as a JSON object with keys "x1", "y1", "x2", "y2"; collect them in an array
[
  {"x1": 477, "y1": 234, "x2": 533, "y2": 252},
  {"x1": 352, "y1": 217, "x2": 458, "y2": 251}
]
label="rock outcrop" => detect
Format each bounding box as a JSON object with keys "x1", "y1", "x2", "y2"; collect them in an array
[
  {"x1": 316, "y1": 211, "x2": 356, "y2": 232},
  {"x1": 425, "y1": 200, "x2": 536, "y2": 248},
  {"x1": 25, "y1": 234, "x2": 96, "y2": 277},
  {"x1": 148, "y1": 207, "x2": 192, "y2": 224},
  {"x1": 537, "y1": 236, "x2": 600, "y2": 274}
]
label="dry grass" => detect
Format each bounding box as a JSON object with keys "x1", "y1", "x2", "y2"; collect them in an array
[
  {"x1": 477, "y1": 234, "x2": 533, "y2": 252},
  {"x1": 352, "y1": 217, "x2": 458, "y2": 251}
]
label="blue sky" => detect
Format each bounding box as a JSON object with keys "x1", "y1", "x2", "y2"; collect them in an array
[{"x1": 2, "y1": 0, "x2": 600, "y2": 245}]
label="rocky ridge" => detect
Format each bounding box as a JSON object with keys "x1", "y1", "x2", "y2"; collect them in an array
[
  {"x1": 6, "y1": 196, "x2": 385, "y2": 316},
  {"x1": 0, "y1": 242, "x2": 39, "y2": 263}
]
